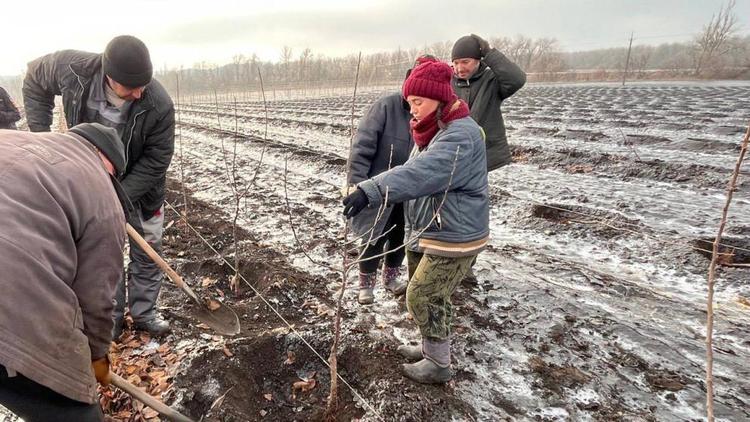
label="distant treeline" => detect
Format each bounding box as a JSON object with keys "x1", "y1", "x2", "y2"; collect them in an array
[
  {"x1": 2, "y1": 35, "x2": 749, "y2": 103},
  {"x1": 151, "y1": 34, "x2": 750, "y2": 96}
]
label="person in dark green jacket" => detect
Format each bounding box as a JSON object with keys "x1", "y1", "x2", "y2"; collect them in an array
[{"x1": 451, "y1": 34, "x2": 526, "y2": 171}]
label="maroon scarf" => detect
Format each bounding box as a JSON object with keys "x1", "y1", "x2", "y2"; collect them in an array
[{"x1": 410, "y1": 97, "x2": 471, "y2": 149}]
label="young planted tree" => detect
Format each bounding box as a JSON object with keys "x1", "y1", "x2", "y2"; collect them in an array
[
  {"x1": 326, "y1": 52, "x2": 363, "y2": 418},
  {"x1": 175, "y1": 71, "x2": 189, "y2": 224},
  {"x1": 215, "y1": 71, "x2": 269, "y2": 294},
  {"x1": 705, "y1": 122, "x2": 750, "y2": 421}
]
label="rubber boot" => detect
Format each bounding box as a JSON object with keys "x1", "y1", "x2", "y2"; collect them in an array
[
  {"x1": 383, "y1": 266, "x2": 407, "y2": 296},
  {"x1": 397, "y1": 343, "x2": 422, "y2": 361},
  {"x1": 401, "y1": 337, "x2": 451, "y2": 384},
  {"x1": 358, "y1": 272, "x2": 377, "y2": 305}
]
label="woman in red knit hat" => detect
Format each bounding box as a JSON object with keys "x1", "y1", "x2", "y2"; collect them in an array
[{"x1": 342, "y1": 60, "x2": 490, "y2": 384}]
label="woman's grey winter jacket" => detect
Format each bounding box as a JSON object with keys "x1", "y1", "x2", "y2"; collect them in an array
[{"x1": 358, "y1": 116, "x2": 489, "y2": 252}]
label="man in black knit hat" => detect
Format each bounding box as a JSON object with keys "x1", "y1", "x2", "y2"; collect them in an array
[
  {"x1": 23, "y1": 35, "x2": 175, "y2": 337},
  {"x1": 451, "y1": 34, "x2": 526, "y2": 172},
  {"x1": 451, "y1": 34, "x2": 526, "y2": 286}
]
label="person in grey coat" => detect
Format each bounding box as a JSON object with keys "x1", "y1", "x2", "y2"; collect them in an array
[
  {"x1": 0, "y1": 86, "x2": 21, "y2": 130},
  {"x1": 0, "y1": 123, "x2": 126, "y2": 421},
  {"x1": 23, "y1": 35, "x2": 175, "y2": 336},
  {"x1": 343, "y1": 60, "x2": 489, "y2": 384}
]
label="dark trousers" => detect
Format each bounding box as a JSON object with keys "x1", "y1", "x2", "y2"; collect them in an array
[
  {"x1": 114, "y1": 205, "x2": 165, "y2": 323},
  {"x1": 359, "y1": 203, "x2": 406, "y2": 274},
  {"x1": 0, "y1": 365, "x2": 103, "y2": 422}
]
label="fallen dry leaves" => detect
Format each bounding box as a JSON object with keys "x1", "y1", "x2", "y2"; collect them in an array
[
  {"x1": 284, "y1": 350, "x2": 296, "y2": 365},
  {"x1": 99, "y1": 331, "x2": 185, "y2": 421},
  {"x1": 205, "y1": 298, "x2": 222, "y2": 311},
  {"x1": 201, "y1": 276, "x2": 217, "y2": 288},
  {"x1": 291, "y1": 371, "x2": 317, "y2": 399},
  {"x1": 222, "y1": 343, "x2": 234, "y2": 357}
]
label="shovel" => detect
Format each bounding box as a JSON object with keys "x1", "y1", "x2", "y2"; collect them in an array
[
  {"x1": 110, "y1": 373, "x2": 195, "y2": 422},
  {"x1": 126, "y1": 223, "x2": 241, "y2": 336}
]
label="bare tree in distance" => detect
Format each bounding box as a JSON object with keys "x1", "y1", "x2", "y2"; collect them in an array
[
  {"x1": 490, "y1": 35, "x2": 564, "y2": 72},
  {"x1": 631, "y1": 47, "x2": 653, "y2": 79},
  {"x1": 281, "y1": 46, "x2": 294, "y2": 81},
  {"x1": 693, "y1": 0, "x2": 738, "y2": 76}
]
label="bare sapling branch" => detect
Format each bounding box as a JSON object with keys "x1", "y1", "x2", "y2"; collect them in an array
[
  {"x1": 327, "y1": 52, "x2": 362, "y2": 419},
  {"x1": 282, "y1": 156, "x2": 339, "y2": 273},
  {"x1": 347, "y1": 146, "x2": 461, "y2": 268},
  {"x1": 705, "y1": 120, "x2": 749, "y2": 422},
  {"x1": 175, "y1": 71, "x2": 189, "y2": 227}
]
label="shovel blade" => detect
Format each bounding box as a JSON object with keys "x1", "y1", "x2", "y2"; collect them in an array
[{"x1": 192, "y1": 301, "x2": 241, "y2": 336}]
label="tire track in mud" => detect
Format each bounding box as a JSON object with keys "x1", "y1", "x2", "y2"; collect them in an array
[{"x1": 171, "y1": 83, "x2": 750, "y2": 420}]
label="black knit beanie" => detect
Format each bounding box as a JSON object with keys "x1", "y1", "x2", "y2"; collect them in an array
[
  {"x1": 451, "y1": 35, "x2": 481, "y2": 61},
  {"x1": 69, "y1": 123, "x2": 126, "y2": 178},
  {"x1": 102, "y1": 35, "x2": 153, "y2": 88}
]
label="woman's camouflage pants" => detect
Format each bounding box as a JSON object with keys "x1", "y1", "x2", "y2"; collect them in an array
[{"x1": 406, "y1": 250, "x2": 476, "y2": 340}]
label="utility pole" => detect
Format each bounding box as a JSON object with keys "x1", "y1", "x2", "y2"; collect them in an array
[{"x1": 622, "y1": 31, "x2": 634, "y2": 86}]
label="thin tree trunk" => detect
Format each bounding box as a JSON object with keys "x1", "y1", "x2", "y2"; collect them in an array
[
  {"x1": 706, "y1": 121, "x2": 749, "y2": 421},
  {"x1": 326, "y1": 52, "x2": 362, "y2": 419}
]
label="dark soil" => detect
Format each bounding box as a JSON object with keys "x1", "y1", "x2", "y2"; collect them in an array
[{"x1": 157, "y1": 180, "x2": 478, "y2": 421}]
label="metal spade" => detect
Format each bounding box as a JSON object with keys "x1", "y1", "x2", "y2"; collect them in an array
[{"x1": 126, "y1": 224, "x2": 241, "y2": 336}]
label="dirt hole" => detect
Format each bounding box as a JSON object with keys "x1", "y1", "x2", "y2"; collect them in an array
[{"x1": 691, "y1": 237, "x2": 750, "y2": 265}]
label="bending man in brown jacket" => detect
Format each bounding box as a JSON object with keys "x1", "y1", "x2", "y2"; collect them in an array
[{"x1": 0, "y1": 123, "x2": 127, "y2": 422}]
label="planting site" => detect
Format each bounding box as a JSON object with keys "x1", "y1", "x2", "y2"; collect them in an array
[
  {"x1": 5, "y1": 2, "x2": 750, "y2": 421},
  {"x1": 52, "y1": 81, "x2": 743, "y2": 421}
]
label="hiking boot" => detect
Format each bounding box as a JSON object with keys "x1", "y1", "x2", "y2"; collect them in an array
[
  {"x1": 134, "y1": 314, "x2": 170, "y2": 336},
  {"x1": 383, "y1": 266, "x2": 407, "y2": 296},
  {"x1": 397, "y1": 343, "x2": 422, "y2": 361},
  {"x1": 401, "y1": 359, "x2": 452, "y2": 384},
  {"x1": 358, "y1": 272, "x2": 377, "y2": 305}
]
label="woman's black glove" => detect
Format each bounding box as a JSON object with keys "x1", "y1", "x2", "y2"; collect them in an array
[{"x1": 342, "y1": 188, "x2": 369, "y2": 218}]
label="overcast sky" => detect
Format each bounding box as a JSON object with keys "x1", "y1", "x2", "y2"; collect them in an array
[{"x1": 3, "y1": 0, "x2": 749, "y2": 75}]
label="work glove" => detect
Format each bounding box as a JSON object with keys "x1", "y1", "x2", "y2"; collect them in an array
[
  {"x1": 342, "y1": 188, "x2": 369, "y2": 218},
  {"x1": 471, "y1": 34, "x2": 491, "y2": 57},
  {"x1": 340, "y1": 184, "x2": 356, "y2": 198},
  {"x1": 91, "y1": 355, "x2": 111, "y2": 386}
]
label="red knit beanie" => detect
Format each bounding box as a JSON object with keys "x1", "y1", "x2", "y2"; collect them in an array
[{"x1": 402, "y1": 60, "x2": 455, "y2": 104}]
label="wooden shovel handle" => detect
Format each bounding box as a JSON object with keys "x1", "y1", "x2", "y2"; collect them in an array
[
  {"x1": 125, "y1": 223, "x2": 201, "y2": 304},
  {"x1": 110, "y1": 373, "x2": 196, "y2": 422}
]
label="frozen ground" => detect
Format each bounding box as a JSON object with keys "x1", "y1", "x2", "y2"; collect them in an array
[
  {"x1": 163, "y1": 81, "x2": 750, "y2": 420},
  {"x1": 3, "y1": 81, "x2": 748, "y2": 421}
]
